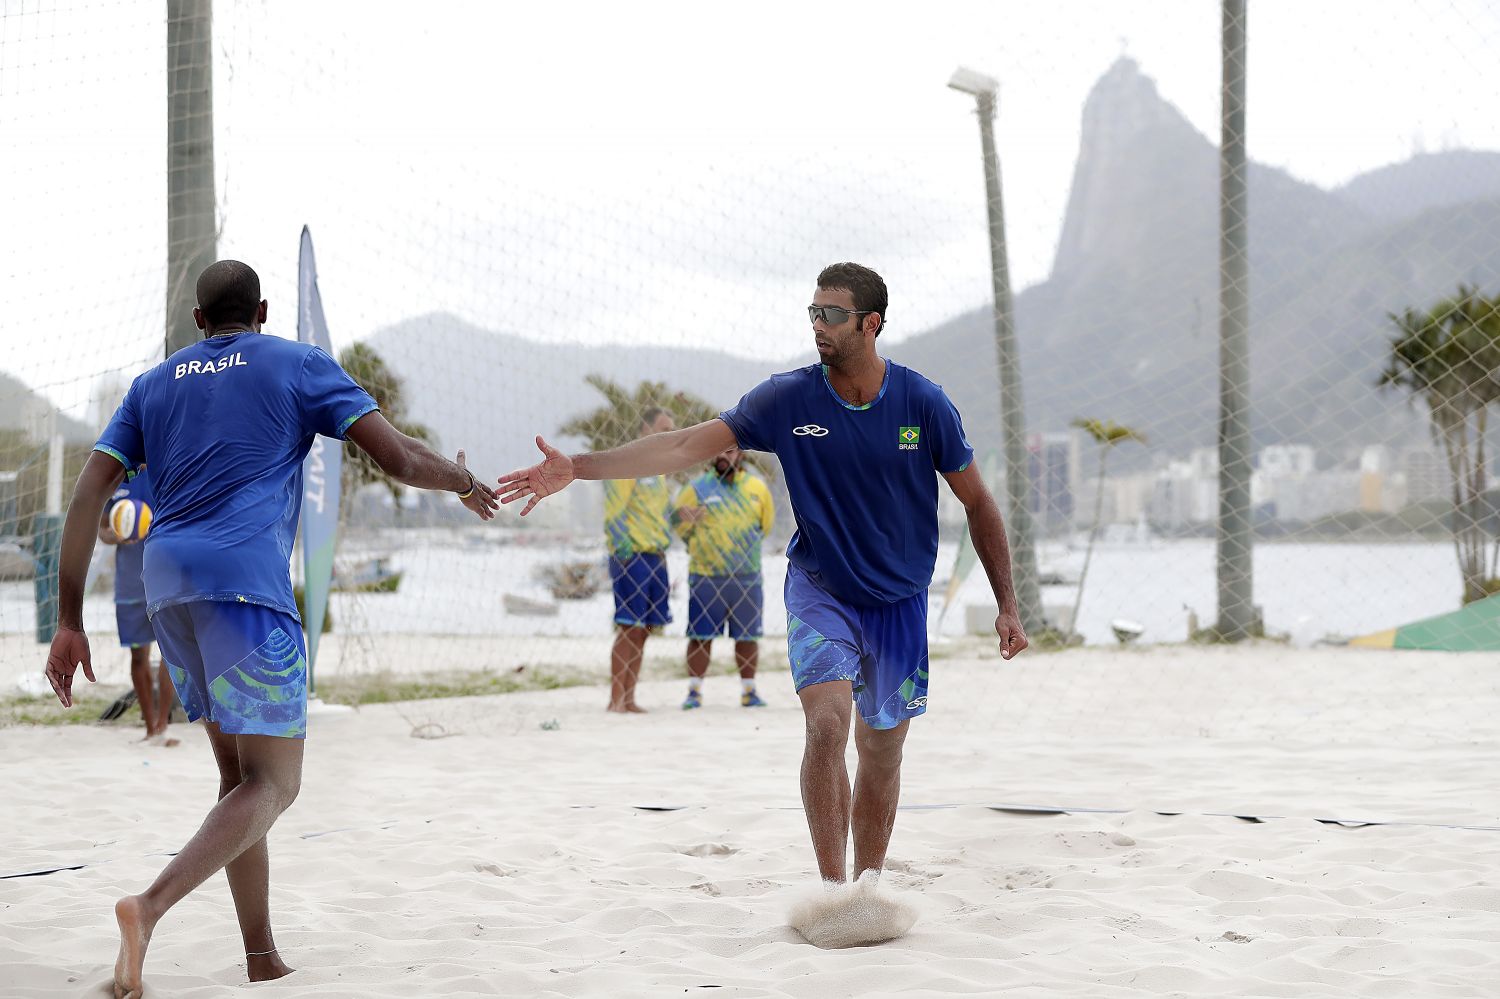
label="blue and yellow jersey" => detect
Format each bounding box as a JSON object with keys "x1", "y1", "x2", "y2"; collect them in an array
[
  {"x1": 604, "y1": 475, "x2": 673, "y2": 558},
  {"x1": 672, "y1": 471, "x2": 775, "y2": 577}
]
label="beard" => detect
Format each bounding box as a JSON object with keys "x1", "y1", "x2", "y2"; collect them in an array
[{"x1": 714, "y1": 459, "x2": 737, "y2": 479}]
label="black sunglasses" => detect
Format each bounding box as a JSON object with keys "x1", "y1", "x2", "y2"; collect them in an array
[{"x1": 807, "y1": 304, "x2": 873, "y2": 326}]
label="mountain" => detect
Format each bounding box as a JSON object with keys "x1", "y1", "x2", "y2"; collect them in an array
[
  {"x1": 364, "y1": 315, "x2": 787, "y2": 477},
  {"x1": 887, "y1": 58, "x2": 1500, "y2": 465},
  {"x1": 1336, "y1": 150, "x2": 1500, "y2": 223},
  {"x1": 0, "y1": 371, "x2": 97, "y2": 446},
  {"x1": 365, "y1": 57, "x2": 1500, "y2": 483}
]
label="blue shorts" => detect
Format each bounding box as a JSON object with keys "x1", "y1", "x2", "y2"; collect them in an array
[
  {"x1": 687, "y1": 573, "x2": 763, "y2": 641},
  {"x1": 150, "y1": 600, "x2": 308, "y2": 739},
  {"x1": 115, "y1": 601, "x2": 154, "y2": 648},
  {"x1": 784, "y1": 563, "x2": 929, "y2": 730},
  {"x1": 610, "y1": 553, "x2": 671, "y2": 628}
]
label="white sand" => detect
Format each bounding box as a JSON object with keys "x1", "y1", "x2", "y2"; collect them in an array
[{"x1": 3, "y1": 643, "x2": 1499, "y2": 997}]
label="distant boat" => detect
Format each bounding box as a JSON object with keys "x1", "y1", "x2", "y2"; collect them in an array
[
  {"x1": 504, "y1": 592, "x2": 560, "y2": 617},
  {"x1": 331, "y1": 555, "x2": 403, "y2": 593},
  {"x1": 1110, "y1": 619, "x2": 1146, "y2": 644}
]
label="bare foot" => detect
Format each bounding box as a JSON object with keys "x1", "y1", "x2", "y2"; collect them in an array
[
  {"x1": 247, "y1": 949, "x2": 295, "y2": 983},
  {"x1": 624, "y1": 703, "x2": 647, "y2": 713},
  {"x1": 113, "y1": 895, "x2": 153, "y2": 999}
]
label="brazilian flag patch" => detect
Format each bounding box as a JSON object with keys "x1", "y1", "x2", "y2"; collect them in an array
[{"x1": 899, "y1": 426, "x2": 920, "y2": 450}]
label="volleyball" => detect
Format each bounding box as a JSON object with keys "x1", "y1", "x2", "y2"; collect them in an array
[{"x1": 109, "y1": 499, "x2": 153, "y2": 543}]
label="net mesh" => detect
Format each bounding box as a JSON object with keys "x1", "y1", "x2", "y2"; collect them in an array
[{"x1": 3, "y1": 0, "x2": 1500, "y2": 745}]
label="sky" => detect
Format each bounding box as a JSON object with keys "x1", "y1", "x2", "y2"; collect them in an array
[{"x1": 3, "y1": 0, "x2": 1498, "y2": 422}]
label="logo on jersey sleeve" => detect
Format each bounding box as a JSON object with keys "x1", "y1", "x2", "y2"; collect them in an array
[
  {"x1": 793, "y1": 424, "x2": 829, "y2": 437},
  {"x1": 899, "y1": 426, "x2": 920, "y2": 450}
]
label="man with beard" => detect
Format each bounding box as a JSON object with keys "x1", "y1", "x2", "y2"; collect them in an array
[
  {"x1": 671, "y1": 444, "x2": 775, "y2": 710},
  {"x1": 497, "y1": 262, "x2": 1026, "y2": 914}
]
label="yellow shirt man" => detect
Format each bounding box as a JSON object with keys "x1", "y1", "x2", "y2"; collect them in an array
[
  {"x1": 671, "y1": 447, "x2": 775, "y2": 709},
  {"x1": 671, "y1": 471, "x2": 775, "y2": 577}
]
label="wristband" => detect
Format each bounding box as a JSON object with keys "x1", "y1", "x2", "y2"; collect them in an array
[{"x1": 457, "y1": 471, "x2": 476, "y2": 499}]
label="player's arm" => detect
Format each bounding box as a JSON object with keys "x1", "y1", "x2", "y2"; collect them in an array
[
  {"x1": 943, "y1": 463, "x2": 1028, "y2": 660},
  {"x1": 672, "y1": 484, "x2": 704, "y2": 534},
  {"x1": 497, "y1": 419, "x2": 737, "y2": 517},
  {"x1": 97, "y1": 504, "x2": 120, "y2": 546},
  {"x1": 45, "y1": 452, "x2": 128, "y2": 706},
  {"x1": 345, "y1": 411, "x2": 497, "y2": 520}
]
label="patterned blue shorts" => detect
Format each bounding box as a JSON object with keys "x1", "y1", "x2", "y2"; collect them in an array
[
  {"x1": 687, "y1": 573, "x2": 763, "y2": 641},
  {"x1": 784, "y1": 564, "x2": 929, "y2": 730},
  {"x1": 610, "y1": 553, "x2": 672, "y2": 628},
  {"x1": 150, "y1": 600, "x2": 308, "y2": 739}
]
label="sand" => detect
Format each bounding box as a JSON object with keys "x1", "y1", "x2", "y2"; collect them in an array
[{"x1": 3, "y1": 643, "x2": 1499, "y2": 997}]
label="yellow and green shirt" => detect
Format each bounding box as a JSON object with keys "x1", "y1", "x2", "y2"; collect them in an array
[
  {"x1": 671, "y1": 471, "x2": 775, "y2": 577},
  {"x1": 604, "y1": 475, "x2": 672, "y2": 558}
]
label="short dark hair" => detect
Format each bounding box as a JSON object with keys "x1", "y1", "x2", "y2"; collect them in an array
[
  {"x1": 817, "y1": 262, "x2": 887, "y2": 335},
  {"x1": 639, "y1": 406, "x2": 668, "y2": 430},
  {"x1": 195, "y1": 260, "x2": 262, "y2": 326}
]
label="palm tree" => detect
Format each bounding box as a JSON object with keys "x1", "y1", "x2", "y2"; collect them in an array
[
  {"x1": 559, "y1": 375, "x2": 771, "y2": 480},
  {"x1": 1380, "y1": 287, "x2": 1500, "y2": 604},
  {"x1": 1068, "y1": 418, "x2": 1146, "y2": 636},
  {"x1": 338, "y1": 343, "x2": 434, "y2": 509}
]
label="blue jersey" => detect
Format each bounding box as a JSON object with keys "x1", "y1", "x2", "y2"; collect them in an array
[
  {"x1": 719, "y1": 361, "x2": 973, "y2": 606},
  {"x1": 110, "y1": 466, "x2": 154, "y2": 605},
  {"x1": 95, "y1": 332, "x2": 378, "y2": 618}
]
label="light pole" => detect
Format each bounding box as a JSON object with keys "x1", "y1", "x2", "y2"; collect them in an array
[
  {"x1": 948, "y1": 67, "x2": 1042, "y2": 634},
  {"x1": 1215, "y1": 0, "x2": 1254, "y2": 640}
]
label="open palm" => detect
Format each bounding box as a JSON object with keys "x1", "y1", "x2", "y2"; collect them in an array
[{"x1": 496, "y1": 436, "x2": 575, "y2": 516}]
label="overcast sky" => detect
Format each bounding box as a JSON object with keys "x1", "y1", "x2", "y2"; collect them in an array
[{"x1": 4, "y1": 0, "x2": 1498, "y2": 421}]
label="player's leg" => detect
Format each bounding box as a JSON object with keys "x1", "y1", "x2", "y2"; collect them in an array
[
  {"x1": 684, "y1": 638, "x2": 712, "y2": 708},
  {"x1": 609, "y1": 625, "x2": 649, "y2": 712},
  {"x1": 153, "y1": 655, "x2": 179, "y2": 737},
  {"x1": 843, "y1": 589, "x2": 928, "y2": 879},
  {"x1": 735, "y1": 640, "x2": 764, "y2": 706},
  {"x1": 115, "y1": 731, "x2": 302, "y2": 996},
  {"x1": 731, "y1": 575, "x2": 765, "y2": 706},
  {"x1": 784, "y1": 564, "x2": 866, "y2": 881},
  {"x1": 850, "y1": 717, "x2": 910, "y2": 879},
  {"x1": 684, "y1": 572, "x2": 722, "y2": 708},
  {"x1": 113, "y1": 602, "x2": 307, "y2": 997},
  {"x1": 796, "y1": 680, "x2": 855, "y2": 882},
  {"x1": 127, "y1": 644, "x2": 159, "y2": 737},
  {"x1": 202, "y1": 720, "x2": 294, "y2": 982},
  {"x1": 118, "y1": 600, "x2": 159, "y2": 737}
]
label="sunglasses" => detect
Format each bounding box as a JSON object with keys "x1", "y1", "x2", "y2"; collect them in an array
[{"x1": 807, "y1": 305, "x2": 874, "y2": 326}]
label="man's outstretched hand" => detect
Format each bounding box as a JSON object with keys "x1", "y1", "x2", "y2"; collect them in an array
[
  {"x1": 496, "y1": 436, "x2": 575, "y2": 517},
  {"x1": 455, "y1": 449, "x2": 499, "y2": 520},
  {"x1": 45, "y1": 626, "x2": 94, "y2": 707}
]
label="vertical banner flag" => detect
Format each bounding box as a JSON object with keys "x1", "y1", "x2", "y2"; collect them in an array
[{"x1": 298, "y1": 226, "x2": 341, "y2": 689}]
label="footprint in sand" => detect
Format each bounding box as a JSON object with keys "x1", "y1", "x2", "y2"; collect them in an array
[
  {"x1": 473, "y1": 863, "x2": 516, "y2": 877},
  {"x1": 681, "y1": 843, "x2": 737, "y2": 858}
]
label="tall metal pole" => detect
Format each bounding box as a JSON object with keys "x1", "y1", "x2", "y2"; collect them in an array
[
  {"x1": 166, "y1": 0, "x2": 217, "y2": 357},
  {"x1": 1215, "y1": 0, "x2": 1254, "y2": 640},
  {"x1": 974, "y1": 91, "x2": 1043, "y2": 634}
]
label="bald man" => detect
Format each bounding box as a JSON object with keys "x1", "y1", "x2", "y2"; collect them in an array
[{"x1": 45, "y1": 260, "x2": 498, "y2": 998}]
